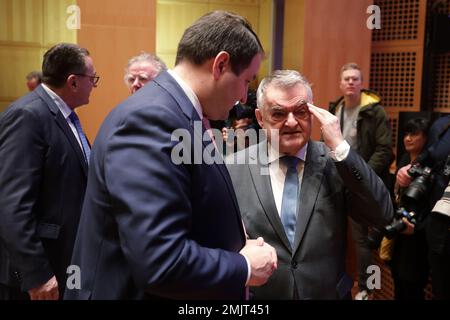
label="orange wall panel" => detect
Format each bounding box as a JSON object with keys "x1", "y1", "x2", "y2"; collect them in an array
[
  {"x1": 76, "y1": 0, "x2": 156, "y2": 141},
  {"x1": 302, "y1": 0, "x2": 373, "y2": 139}
]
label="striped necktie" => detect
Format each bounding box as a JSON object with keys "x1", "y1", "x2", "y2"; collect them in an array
[{"x1": 69, "y1": 111, "x2": 90, "y2": 164}]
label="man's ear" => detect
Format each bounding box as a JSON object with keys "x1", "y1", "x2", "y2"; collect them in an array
[
  {"x1": 67, "y1": 74, "x2": 77, "y2": 91},
  {"x1": 255, "y1": 108, "x2": 265, "y2": 129},
  {"x1": 212, "y1": 51, "x2": 230, "y2": 80}
]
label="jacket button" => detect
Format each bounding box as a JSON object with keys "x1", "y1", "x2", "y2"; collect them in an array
[{"x1": 291, "y1": 261, "x2": 298, "y2": 269}]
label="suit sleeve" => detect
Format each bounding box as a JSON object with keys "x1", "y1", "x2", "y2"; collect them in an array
[
  {"x1": 335, "y1": 150, "x2": 394, "y2": 228},
  {"x1": 0, "y1": 107, "x2": 54, "y2": 291},
  {"x1": 103, "y1": 105, "x2": 247, "y2": 299}
]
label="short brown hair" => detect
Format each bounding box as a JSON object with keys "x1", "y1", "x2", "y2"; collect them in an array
[
  {"x1": 341, "y1": 62, "x2": 363, "y2": 81},
  {"x1": 42, "y1": 43, "x2": 90, "y2": 88},
  {"x1": 175, "y1": 11, "x2": 264, "y2": 76}
]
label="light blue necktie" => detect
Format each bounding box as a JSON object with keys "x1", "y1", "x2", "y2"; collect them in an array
[
  {"x1": 280, "y1": 156, "x2": 300, "y2": 248},
  {"x1": 69, "y1": 112, "x2": 90, "y2": 164}
]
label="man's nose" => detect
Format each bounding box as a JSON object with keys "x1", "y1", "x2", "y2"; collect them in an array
[
  {"x1": 132, "y1": 78, "x2": 141, "y2": 88},
  {"x1": 285, "y1": 112, "x2": 298, "y2": 126}
]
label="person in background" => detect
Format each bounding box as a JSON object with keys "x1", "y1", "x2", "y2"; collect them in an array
[
  {"x1": 25, "y1": 71, "x2": 42, "y2": 91},
  {"x1": 398, "y1": 114, "x2": 450, "y2": 299},
  {"x1": 329, "y1": 62, "x2": 393, "y2": 300},
  {"x1": 390, "y1": 117, "x2": 430, "y2": 300},
  {"x1": 124, "y1": 52, "x2": 167, "y2": 94}
]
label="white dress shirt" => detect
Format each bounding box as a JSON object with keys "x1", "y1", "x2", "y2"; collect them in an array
[
  {"x1": 41, "y1": 83, "x2": 83, "y2": 150},
  {"x1": 267, "y1": 140, "x2": 350, "y2": 216},
  {"x1": 267, "y1": 143, "x2": 308, "y2": 216}
]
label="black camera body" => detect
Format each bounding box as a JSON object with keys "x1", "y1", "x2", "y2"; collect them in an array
[
  {"x1": 368, "y1": 164, "x2": 434, "y2": 249},
  {"x1": 383, "y1": 207, "x2": 418, "y2": 239},
  {"x1": 385, "y1": 164, "x2": 433, "y2": 237},
  {"x1": 402, "y1": 165, "x2": 434, "y2": 210}
]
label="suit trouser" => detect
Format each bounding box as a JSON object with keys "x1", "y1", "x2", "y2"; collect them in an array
[{"x1": 350, "y1": 218, "x2": 373, "y2": 291}]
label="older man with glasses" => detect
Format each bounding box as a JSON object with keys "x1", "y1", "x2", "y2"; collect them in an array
[
  {"x1": 123, "y1": 52, "x2": 166, "y2": 94},
  {"x1": 226, "y1": 70, "x2": 393, "y2": 300}
]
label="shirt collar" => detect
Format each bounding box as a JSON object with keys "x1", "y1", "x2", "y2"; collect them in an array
[
  {"x1": 167, "y1": 69, "x2": 203, "y2": 120},
  {"x1": 41, "y1": 83, "x2": 73, "y2": 120},
  {"x1": 267, "y1": 141, "x2": 308, "y2": 164}
]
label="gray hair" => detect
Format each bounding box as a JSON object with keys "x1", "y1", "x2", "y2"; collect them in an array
[
  {"x1": 124, "y1": 52, "x2": 167, "y2": 82},
  {"x1": 256, "y1": 70, "x2": 313, "y2": 110}
]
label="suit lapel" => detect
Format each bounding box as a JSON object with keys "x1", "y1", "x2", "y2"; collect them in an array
[
  {"x1": 201, "y1": 135, "x2": 246, "y2": 243},
  {"x1": 249, "y1": 142, "x2": 292, "y2": 250},
  {"x1": 156, "y1": 72, "x2": 246, "y2": 243},
  {"x1": 54, "y1": 113, "x2": 89, "y2": 176},
  {"x1": 35, "y1": 86, "x2": 88, "y2": 176},
  {"x1": 292, "y1": 141, "x2": 326, "y2": 253}
]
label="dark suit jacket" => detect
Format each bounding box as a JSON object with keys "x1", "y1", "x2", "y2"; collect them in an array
[
  {"x1": 226, "y1": 141, "x2": 393, "y2": 299},
  {"x1": 0, "y1": 85, "x2": 88, "y2": 296},
  {"x1": 65, "y1": 71, "x2": 247, "y2": 300}
]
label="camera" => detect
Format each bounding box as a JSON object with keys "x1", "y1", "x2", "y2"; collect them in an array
[
  {"x1": 369, "y1": 155, "x2": 450, "y2": 249},
  {"x1": 401, "y1": 164, "x2": 434, "y2": 211},
  {"x1": 368, "y1": 163, "x2": 434, "y2": 249},
  {"x1": 367, "y1": 207, "x2": 419, "y2": 249},
  {"x1": 384, "y1": 207, "x2": 418, "y2": 238}
]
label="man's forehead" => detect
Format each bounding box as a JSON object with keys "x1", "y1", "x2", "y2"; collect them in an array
[
  {"x1": 341, "y1": 69, "x2": 361, "y2": 78},
  {"x1": 266, "y1": 92, "x2": 308, "y2": 109}
]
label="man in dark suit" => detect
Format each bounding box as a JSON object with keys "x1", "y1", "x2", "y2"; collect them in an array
[
  {"x1": 226, "y1": 70, "x2": 393, "y2": 299},
  {"x1": 0, "y1": 43, "x2": 97, "y2": 299},
  {"x1": 65, "y1": 11, "x2": 276, "y2": 300}
]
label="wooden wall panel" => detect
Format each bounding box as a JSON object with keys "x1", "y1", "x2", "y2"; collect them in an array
[
  {"x1": 370, "y1": 46, "x2": 423, "y2": 113},
  {"x1": 76, "y1": 0, "x2": 156, "y2": 141},
  {"x1": 301, "y1": 0, "x2": 373, "y2": 140},
  {"x1": 157, "y1": 1, "x2": 209, "y2": 68},
  {"x1": 431, "y1": 52, "x2": 450, "y2": 113},
  {"x1": 369, "y1": 0, "x2": 427, "y2": 159},
  {"x1": 371, "y1": 0, "x2": 425, "y2": 44},
  {"x1": 0, "y1": 0, "x2": 76, "y2": 112},
  {"x1": 283, "y1": 0, "x2": 305, "y2": 73},
  {"x1": 156, "y1": 0, "x2": 273, "y2": 86}
]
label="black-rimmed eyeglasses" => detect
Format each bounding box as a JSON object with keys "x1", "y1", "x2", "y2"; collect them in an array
[{"x1": 74, "y1": 73, "x2": 100, "y2": 85}]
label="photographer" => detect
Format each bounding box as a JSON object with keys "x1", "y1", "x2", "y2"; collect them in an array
[
  {"x1": 390, "y1": 118, "x2": 430, "y2": 300},
  {"x1": 397, "y1": 114, "x2": 450, "y2": 299}
]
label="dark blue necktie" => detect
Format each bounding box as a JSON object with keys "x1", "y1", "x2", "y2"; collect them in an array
[
  {"x1": 280, "y1": 156, "x2": 300, "y2": 248},
  {"x1": 69, "y1": 112, "x2": 90, "y2": 164}
]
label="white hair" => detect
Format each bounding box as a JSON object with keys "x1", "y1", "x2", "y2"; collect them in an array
[
  {"x1": 124, "y1": 52, "x2": 167, "y2": 83},
  {"x1": 256, "y1": 70, "x2": 313, "y2": 110}
]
